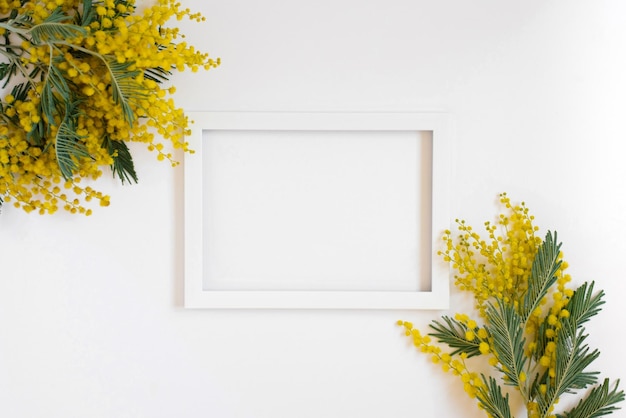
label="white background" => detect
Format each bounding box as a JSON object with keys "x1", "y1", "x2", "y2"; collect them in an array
[
  {"x1": 202, "y1": 129, "x2": 429, "y2": 292},
  {"x1": 1, "y1": 1, "x2": 626, "y2": 417}
]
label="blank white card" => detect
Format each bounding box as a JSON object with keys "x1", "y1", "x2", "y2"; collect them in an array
[{"x1": 201, "y1": 129, "x2": 432, "y2": 292}]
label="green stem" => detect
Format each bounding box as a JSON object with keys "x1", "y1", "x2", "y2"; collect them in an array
[
  {"x1": 0, "y1": 42, "x2": 40, "y2": 88},
  {"x1": 0, "y1": 22, "x2": 28, "y2": 36}
]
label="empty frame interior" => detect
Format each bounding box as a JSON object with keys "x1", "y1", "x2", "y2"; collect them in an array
[
  {"x1": 203, "y1": 129, "x2": 431, "y2": 292},
  {"x1": 184, "y1": 112, "x2": 449, "y2": 309}
]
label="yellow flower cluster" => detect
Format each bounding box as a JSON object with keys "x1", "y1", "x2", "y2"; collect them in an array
[
  {"x1": 398, "y1": 194, "x2": 584, "y2": 417},
  {"x1": 454, "y1": 313, "x2": 492, "y2": 357},
  {"x1": 398, "y1": 320, "x2": 487, "y2": 399},
  {"x1": 439, "y1": 193, "x2": 546, "y2": 316},
  {"x1": 0, "y1": 0, "x2": 219, "y2": 215}
]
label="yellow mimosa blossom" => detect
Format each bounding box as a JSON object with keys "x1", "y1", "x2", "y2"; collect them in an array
[
  {"x1": 398, "y1": 195, "x2": 623, "y2": 418},
  {"x1": 0, "y1": 0, "x2": 219, "y2": 214}
]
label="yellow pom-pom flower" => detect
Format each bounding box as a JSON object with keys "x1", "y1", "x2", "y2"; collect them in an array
[{"x1": 0, "y1": 0, "x2": 219, "y2": 215}]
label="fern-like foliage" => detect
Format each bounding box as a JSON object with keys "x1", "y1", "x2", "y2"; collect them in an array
[
  {"x1": 28, "y1": 8, "x2": 86, "y2": 44},
  {"x1": 537, "y1": 283, "x2": 622, "y2": 418},
  {"x1": 428, "y1": 316, "x2": 482, "y2": 357},
  {"x1": 26, "y1": 116, "x2": 46, "y2": 147},
  {"x1": 10, "y1": 81, "x2": 31, "y2": 102},
  {"x1": 41, "y1": 64, "x2": 70, "y2": 123},
  {"x1": 520, "y1": 231, "x2": 562, "y2": 323},
  {"x1": 144, "y1": 66, "x2": 171, "y2": 84},
  {"x1": 77, "y1": 0, "x2": 96, "y2": 26},
  {"x1": 485, "y1": 300, "x2": 527, "y2": 388},
  {"x1": 531, "y1": 283, "x2": 605, "y2": 365},
  {"x1": 476, "y1": 376, "x2": 513, "y2": 418},
  {"x1": 567, "y1": 282, "x2": 605, "y2": 327},
  {"x1": 102, "y1": 136, "x2": 138, "y2": 184},
  {"x1": 557, "y1": 322, "x2": 600, "y2": 392},
  {"x1": 559, "y1": 379, "x2": 625, "y2": 418},
  {"x1": 29, "y1": 21, "x2": 86, "y2": 44},
  {"x1": 6, "y1": 7, "x2": 86, "y2": 44},
  {"x1": 105, "y1": 58, "x2": 148, "y2": 125},
  {"x1": 0, "y1": 61, "x2": 18, "y2": 88},
  {"x1": 32, "y1": 7, "x2": 71, "y2": 24},
  {"x1": 55, "y1": 100, "x2": 91, "y2": 180}
]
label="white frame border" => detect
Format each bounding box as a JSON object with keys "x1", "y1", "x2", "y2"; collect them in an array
[{"x1": 184, "y1": 111, "x2": 450, "y2": 309}]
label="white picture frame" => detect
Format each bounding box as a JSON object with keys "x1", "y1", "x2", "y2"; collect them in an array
[{"x1": 184, "y1": 111, "x2": 450, "y2": 309}]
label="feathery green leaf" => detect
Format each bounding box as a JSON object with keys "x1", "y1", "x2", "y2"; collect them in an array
[
  {"x1": 55, "y1": 100, "x2": 91, "y2": 180},
  {"x1": 0, "y1": 60, "x2": 18, "y2": 88},
  {"x1": 26, "y1": 118, "x2": 45, "y2": 146},
  {"x1": 560, "y1": 379, "x2": 625, "y2": 418},
  {"x1": 521, "y1": 231, "x2": 562, "y2": 323},
  {"x1": 10, "y1": 82, "x2": 31, "y2": 102},
  {"x1": 105, "y1": 58, "x2": 147, "y2": 126},
  {"x1": 556, "y1": 325, "x2": 600, "y2": 393},
  {"x1": 567, "y1": 282, "x2": 605, "y2": 327},
  {"x1": 0, "y1": 62, "x2": 11, "y2": 82},
  {"x1": 46, "y1": 64, "x2": 70, "y2": 98},
  {"x1": 537, "y1": 321, "x2": 601, "y2": 416},
  {"x1": 79, "y1": 0, "x2": 96, "y2": 26},
  {"x1": 428, "y1": 316, "x2": 482, "y2": 357},
  {"x1": 485, "y1": 300, "x2": 527, "y2": 388},
  {"x1": 29, "y1": 17, "x2": 87, "y2": 44},
  {"x1": 40, "y1": 61, "x2": 71, "y2": 136},
  {"x1": 144, "y1": 66, "x2": 171, "y2": 84},
  {"x1": 39, "y1": 7, "x2": 73, "y2": 24},
  {"x1": 476, "y1": 376, "x2": 512, "y2": 418},
  {"x1": 102, "y1": 136, "x2": 138, "y2": 184}
]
